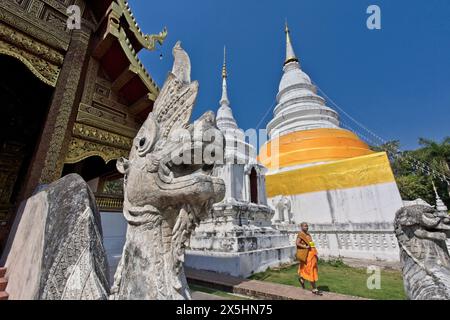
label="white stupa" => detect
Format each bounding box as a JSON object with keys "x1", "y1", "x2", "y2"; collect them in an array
[
  {"x1": 216, "y1": 47, "x2": 255, "y2": 167},
  {"x1": 185, "y1": 48, "x2": 294, "y2": 277},
  {"x1": 267, "y1": 24, "x2": 339, "y2": 138},
  {"x1": 260, "y1": 23, "x2": 404, "y2": 263}
]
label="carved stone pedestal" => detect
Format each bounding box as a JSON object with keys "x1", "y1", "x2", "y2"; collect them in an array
[{"x1": 186, "y1": 201, "x2": 295, "y2": 278}]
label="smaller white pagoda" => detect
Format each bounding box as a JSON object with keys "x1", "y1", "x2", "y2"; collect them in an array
[{"x1": 185, "y1": 49, "x2": 294, "y2": 277}]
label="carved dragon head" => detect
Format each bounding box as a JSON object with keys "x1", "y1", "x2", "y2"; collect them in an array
[
  {"x1": 116, "y1": 41, "x2": 225, "y2": 225},
  {"x1": 394, "y1": 205, "x2": 450, "y2": 300},
  {"x1": 395, "y1": 205, "x2": 450, "y2": 243},
  {"x1": 111, "y1": 42, "x2": 225, "y2": 300}
]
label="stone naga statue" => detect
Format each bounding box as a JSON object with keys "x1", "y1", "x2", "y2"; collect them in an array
[
  {"x1": 394, "y1": 205, "x2": 450, "y2": 300},
  {"x1": 110, "y1": 42, "x2": 225, "y2": 300}
]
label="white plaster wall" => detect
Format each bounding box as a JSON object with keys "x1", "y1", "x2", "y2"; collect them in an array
[
  {"x1": 232, "y1": 165, "x2": 245, "y2": 201},
  {"x1": 185, "y1": 246, "x2": 295, "y2": 278},
  {"x1": 270, "y1": 182, "x2": 403, "y2": 225},
  {"x1": 216, "y1": 164, "x2": 246, "y2": 202},
  {"x1": 269, "y1": 182, "x2": 404, "y2": 262}
]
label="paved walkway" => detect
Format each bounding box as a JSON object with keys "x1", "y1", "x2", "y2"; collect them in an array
[
  {"x1": 191, "y1": 291, "x2": 224, "y2": 300},
  {"x1": 186, "y1": 268, "x2": 366, "y2": 300}
]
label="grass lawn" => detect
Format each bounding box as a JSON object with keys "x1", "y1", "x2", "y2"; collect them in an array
[
  {"x1": 189, "y1": 284, "x2": 250, "y2": 300},
  {"x1": 249, "y1": 260, "x2": 406, "y2": 300}
]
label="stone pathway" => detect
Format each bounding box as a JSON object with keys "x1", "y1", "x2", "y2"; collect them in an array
[
  {"x1": 191, "y1": 291, "x2": 224, "y2": 300},
  {"x1": 186, "y1": 268, "x2": 366, "y2": 300}
]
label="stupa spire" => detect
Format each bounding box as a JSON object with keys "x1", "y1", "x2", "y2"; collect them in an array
[
  {"x1": 220, "y1": 46, "x2": 230, "y2": 106},
  {"x1": 216, "y1": 46, "x2": 238, "y2": 131},
  {"x1": 284, "y1": 20, "x2": 299, "y2": 65},
  {"x1": 266, "y1": 23, "x2": 340, "y2": 138},
  {"x1": 222, "y1": 46, "x2": 227, "y2": 79}
]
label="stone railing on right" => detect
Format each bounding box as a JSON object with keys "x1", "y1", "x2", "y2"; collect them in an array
[{"x1": 275, "y1": 222, "x2": 400, "y2": 263}]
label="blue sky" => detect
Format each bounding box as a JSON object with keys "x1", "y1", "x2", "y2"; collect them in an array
[{"x1": 129, "y1": 0, "x2": 450, "y2": 150}]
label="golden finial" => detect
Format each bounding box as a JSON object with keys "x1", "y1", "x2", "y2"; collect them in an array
[
  {"x1": 284, "y1": 19, "x2": 299, "y2": 65},
  {"x1": 222, "y1": 46, "x2": 227, "y2": 79}
]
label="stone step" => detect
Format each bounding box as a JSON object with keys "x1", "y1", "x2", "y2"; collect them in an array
[
  {"x1": 0, "y1": 267, "x2": 6, "y2": 278},
  {"x1": 0, "y1": 278, "x2": 7, "y2": 292},
  {"x1": 0, "y1": 291, "x2": 8, "y2": 300}
]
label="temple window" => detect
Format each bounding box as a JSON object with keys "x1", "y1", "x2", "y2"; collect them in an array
[{"x1": 250, "y1": 167, "x2": 258, "y2": 204}]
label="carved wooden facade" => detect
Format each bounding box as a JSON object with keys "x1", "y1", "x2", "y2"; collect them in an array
[{"x1": 0, "y1": 0, "x2": 166, "y2": 251}]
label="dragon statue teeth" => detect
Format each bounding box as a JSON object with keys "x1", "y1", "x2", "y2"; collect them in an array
[{"x1": 110, "y1": 41, "x2": 225, "y2": 300}]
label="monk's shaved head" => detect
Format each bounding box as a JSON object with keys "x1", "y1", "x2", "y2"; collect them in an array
[{"x1": 300, "y1": 222, "x2": 309, "y2": 232}]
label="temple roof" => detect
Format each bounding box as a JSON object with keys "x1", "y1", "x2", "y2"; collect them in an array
[{"x1": 92, "y1": 0, "x2": 167, "y2": 120}]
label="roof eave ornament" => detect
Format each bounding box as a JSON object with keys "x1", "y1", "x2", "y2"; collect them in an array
[{"x1": 143, "y1": 27, "x2": 168, "y2": 51}]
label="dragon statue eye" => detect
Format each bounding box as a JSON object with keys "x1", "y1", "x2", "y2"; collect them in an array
[{"x1": 135, "y1": 114, "x2": 159, "y2": 156}]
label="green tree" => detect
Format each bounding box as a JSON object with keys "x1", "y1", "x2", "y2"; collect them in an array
[
  {"x1": 416, "y1": 137, "x2": 450, "y2": 178},
  {"x1": 395, "y1": 175, "x2": 434, "y2": 205},
  {"x1": 374, "y1": 138, "x2": 450, "y2": 208}
]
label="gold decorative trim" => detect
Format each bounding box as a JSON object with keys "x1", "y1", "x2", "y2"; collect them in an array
[
  {"x1": 117, "y1": 30, "x2": 160, "y2": 95},
  {"x1": 0, "y1": 21, "x2": 63, "y2": 86},
  {"x1": 0, "y1": 1, "x2": 70, "y2": 50},
  {"x1": 0, "y1": 46, "x2": 58, "y2": 87},
  {"x1": 119, "y1": 0, "x2": 167, "y2": 51},
  {"x1": 77, "y1": 103, "x2": 139, "y2": 139},
  {"x1": 65, "y1": 137, "x2": 129, "y2": 165},
  {"x1": 72, "y1": 122, "x2": 133, "y2": 150},
  {"x1": 99, "y1": 2, "x2": 161, "y2": 96}
]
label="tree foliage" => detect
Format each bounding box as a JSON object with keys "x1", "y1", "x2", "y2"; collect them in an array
[{"x1": 372, "y1": 137, "x2": 450, "y2": 207}]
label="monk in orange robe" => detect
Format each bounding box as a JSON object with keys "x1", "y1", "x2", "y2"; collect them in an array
[{"x1": 296, "y1": 222, "x2": 321, "y2": 295}]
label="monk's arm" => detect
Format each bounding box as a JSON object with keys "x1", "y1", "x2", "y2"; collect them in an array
[{"x1": 296, "y1": 237, "x2": 310, "y2": 249}]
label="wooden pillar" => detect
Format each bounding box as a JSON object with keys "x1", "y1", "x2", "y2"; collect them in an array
[{"x1": 21, "y1": 27, "x2": 92, "y2": 199}]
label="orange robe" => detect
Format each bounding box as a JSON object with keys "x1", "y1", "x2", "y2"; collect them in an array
[{"x1": 297, "y1": 232, "x2": 319, "y2": 282}]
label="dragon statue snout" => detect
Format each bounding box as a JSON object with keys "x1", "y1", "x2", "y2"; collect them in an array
[
  {"x1": 111, "y1": 42, "x2": 226, "y2": 300},
  {"x1": 394, "y1": 204, "x2": 450, "y2": 300}
]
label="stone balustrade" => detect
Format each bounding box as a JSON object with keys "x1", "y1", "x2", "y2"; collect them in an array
[
  {"x1": 94, "y1": 193, "x2": 123, "y2": 212},
  {"x1": 278, "y1": 224, "x2": 400, "y2": 262}
]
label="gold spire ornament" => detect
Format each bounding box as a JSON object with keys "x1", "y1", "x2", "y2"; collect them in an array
[
  {"x1": 220, "y1": 46, "x2": 230, "y2": 106},
  {"x1": 284, "y1": 20, "x2": 299, "y2": 65},
  {"x1": 222, "y1": 46, "x2": 227, "y2": 79}
]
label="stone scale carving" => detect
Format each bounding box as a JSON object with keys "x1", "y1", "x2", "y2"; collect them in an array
[
  {"x1": 110, "y1": 42, "x2": 225, "y2": 299},
  {"x1": 394, "y1": 205, "x2": 450, "y2": 300}
]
